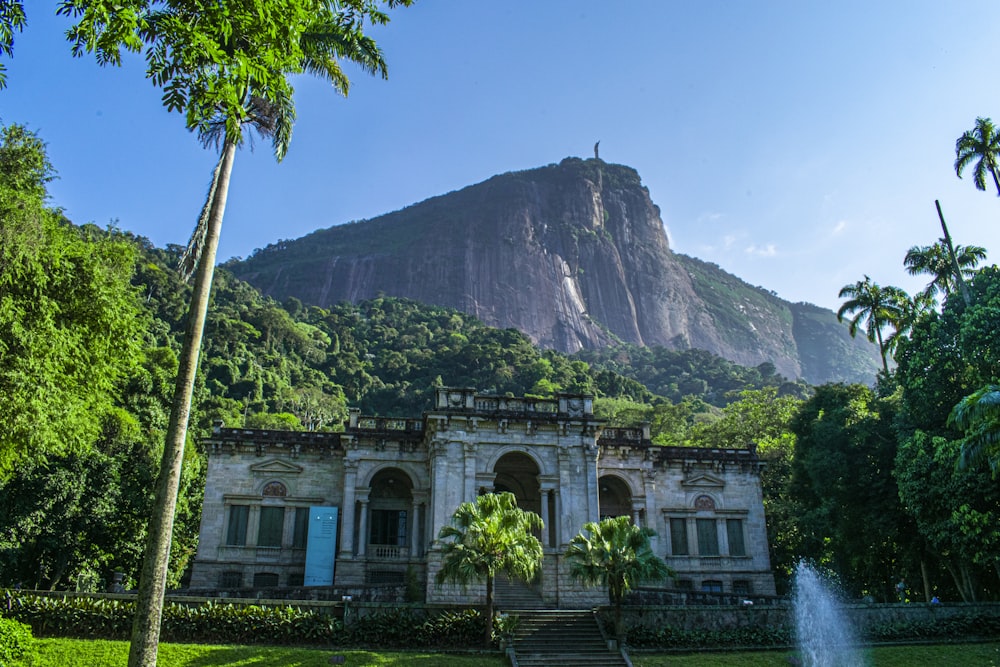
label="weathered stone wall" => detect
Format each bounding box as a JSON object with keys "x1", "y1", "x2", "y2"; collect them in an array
[{"x1": 618, "y1": 601, "x2": 1000, "y2": 635}]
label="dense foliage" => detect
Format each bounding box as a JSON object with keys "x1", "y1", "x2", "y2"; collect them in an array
[
  {"x1": 2, "y1": 591, "x2": 509, "y2": 648},
  {"x1": 0, "y1": 125, "x2": 146, "y2": 479}
]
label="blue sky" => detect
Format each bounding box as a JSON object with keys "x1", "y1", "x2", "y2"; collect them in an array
[{"x1": 4, "y1": 1, "x2": 999, "y2": 311}]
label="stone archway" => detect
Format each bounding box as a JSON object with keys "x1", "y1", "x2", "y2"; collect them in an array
[
  {"x1": 492, "y1": 452, "x2": 541, "y2": 516},
  {"x1": 367, "y1": 468, "x2": 414, "y2": 559},
  {"x1": 598, "y1": 474, "x2": 632, "y2": 520}
]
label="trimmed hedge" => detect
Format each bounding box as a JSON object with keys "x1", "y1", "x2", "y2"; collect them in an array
[
  {"x1": 1, "y1": 592, "x2": 503, "y2": 648},
  {"x1": 0, "y1": 616, "x2": 36, "y2": 666}
]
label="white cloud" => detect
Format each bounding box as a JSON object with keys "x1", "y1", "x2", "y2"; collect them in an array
[
  {"x1": 831, "y1": 220, "x2": 848, "y2": 236},
  {"x1": 745, "y1": 243, "x2": 777, "y2": 257}
]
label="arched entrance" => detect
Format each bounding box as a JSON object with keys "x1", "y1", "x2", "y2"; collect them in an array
[
  {"x1": 367, "y1": 468, "x2": 414, "y2": 560},
  {"x1": 598, "y1": 475, "x2": 632, "y2": 520},
  {"x1": 492, "y1": 452, "x2": 541, "y2": 516}
]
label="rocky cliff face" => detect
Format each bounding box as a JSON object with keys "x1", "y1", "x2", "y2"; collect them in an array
[{"x1": 231, "y1": 158, "x2": 879, "y2": 384}]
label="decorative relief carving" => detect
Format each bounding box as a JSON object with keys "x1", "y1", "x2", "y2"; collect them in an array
[
  {"x1": 694, "y1": 494, "x2": 715, "y2": 511},
  {"x1": 567, "y1": 398, "x2": 583, "y2": 417},
  {"x1": 262, "y1": 481, "x2": 287, "y2": 497}
]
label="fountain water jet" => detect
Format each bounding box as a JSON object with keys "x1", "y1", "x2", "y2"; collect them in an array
[{"x1": 792, "y1": 561, "x2": 865, "y2": 667}]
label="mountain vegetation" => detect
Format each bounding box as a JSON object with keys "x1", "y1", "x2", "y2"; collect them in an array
[
  {"x1": 3, "y1": 113, "x2": 1000, "y2": 615},
  {"x1": 227, "y1": 158, "x2": 881, "y2": 385}
]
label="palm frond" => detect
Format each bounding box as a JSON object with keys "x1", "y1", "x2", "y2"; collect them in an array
[{"x1": 178, "y1": 152, "x2": 224, "y2": 281}]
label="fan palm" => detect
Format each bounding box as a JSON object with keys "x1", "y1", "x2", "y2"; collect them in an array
[
  {"x1": 904, "y1": 241, "x2": 987, "y2": 302},
  {"x1": 837, "y1": 276, "x2": 907, "y2": 375},
  {"x1": 955, "y1": 117, "x2": 1000, "y2": 196},
  {"x1": 565, "y1": 515, "x2": 671, "y2": 640},
  {"x1": 950, "y1": 385, "x2": 1000, "y2": 477},
  {"x1": 61, "y1": 2, "x2": 409, "y2": 665},
  {"x1": 436, "y1": 492, "x2": 544, "y2": 646}
]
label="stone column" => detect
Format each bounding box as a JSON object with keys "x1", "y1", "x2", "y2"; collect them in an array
[
  {"x1": 643, "y1": 470, "x2": 658, "y2": 553},
  {"x1": 410, "y1": 498, "x2": 421, "y2": 555},
  {"x1": 539, "y1": 488, "x2": 551, "y2": 548},
  {"x1": 357, "y1": 493, "x2": 370, "y2": 557},
  {"x1": 339, "y1": 459, "x2": 359, "y2": 558},
  {"x1": 427, "y1": 438, "x2": 451, "y2": 547},
  {"x1": 463, "y1": 441, "x2": 478, "y2": 503}
]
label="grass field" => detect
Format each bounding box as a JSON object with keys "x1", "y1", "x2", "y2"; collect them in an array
[{"x1": 23, "y1": 639, "x2": 1000, "y2": 666}]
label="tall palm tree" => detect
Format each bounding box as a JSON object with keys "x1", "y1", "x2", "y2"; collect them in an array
[
  {"x1": 904, "y1": 240, "x2": 987, "y2": 301},
  {"x1": 950, "y1": 385, "x2": 1000, "y2": 477},
  {"x1": 63, "y1": 2, "x2": 409, "y2": 665},
  {"x1": 955, "y1": 117, "x2": 1000, "y2": 196},
  {"x1": 436, "y1": 492, "x2": 544, "y2": 647},
  {"x1": 565, "y1": 515, "x2": 671, "y2": 641},
  {"x1": 884, "y1": 290, "x2": 934, "y2": 359},
  {"x1": 837, "y1": 276, "x2": 907, "y2": 375}
]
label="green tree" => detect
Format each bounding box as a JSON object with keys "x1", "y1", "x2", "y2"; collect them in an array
[
  {"x1": 836, "y1": 276, "x2": 907, "y2": 374},
  {"x1": 0, "y1": 124, "x2": 145, "y2": 479},
  {"x1": 564, "y1": 515, "x2": 671, "y2": 640},
  {"x1": 955, "y1": 117, "x2": 1000, "y2": 196},
  {"x1": 60, "y1": 2, "x2": 410, "y2": 664},
  {"x1": 435, "y1": 492, "x2": 543, "y2": 646},
  {"x1": 904, "y1": 241, "x2": 987, "y2": 302},
  {"x1": 950, "y1": 385, "x2": 1000, "y2": 477},
  {"x1": 895, "y1": 430, "x2": 1000, "y2": 601},
  {"x1": 789, "y1": 384, "x2": 918, "y2": 600},
  {"x1": 0, "y1": 0, "x2": 25, "y2": 88}
]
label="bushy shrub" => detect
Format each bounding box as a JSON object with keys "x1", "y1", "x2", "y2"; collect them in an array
[{"x1": 0, "y1": 616, "x2": 36, "y2": 665}]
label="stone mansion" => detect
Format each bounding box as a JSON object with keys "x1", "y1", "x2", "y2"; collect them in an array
[{"x1": 189, "y1": 387, "x2": 776, "y2": 606}]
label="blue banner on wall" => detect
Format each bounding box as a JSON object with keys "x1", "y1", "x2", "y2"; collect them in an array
[{"x1": 303, "y1": 506, "x2": 339, "y2": 586}]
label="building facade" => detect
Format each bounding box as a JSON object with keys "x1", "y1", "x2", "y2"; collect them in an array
[{"x1": 189, "y1": 387, "x2": 776, "y2": 606}]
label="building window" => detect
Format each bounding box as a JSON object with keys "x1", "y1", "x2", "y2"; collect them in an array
[
  {"x1": 287, "y1": 572, "x2": 304, "y2": 587},
  {"x1": 701, "y1": 580, "x2": 723, "y2": 593},
  {"x1": 258, "y1": 507, "x2": 285, "y2": 547},
  {"x1": 675, "y1": 579, "x2": 693, "y2": 590},
  {"x1": 669, "y1": 518, "x2": 688, "y2": 555},
  {"x1": 727, "y1": 519, "x2": 746, "y2": 557},
  {"x1": 253, "y1": 572, "x2": 280, "y2": 588},
  {"x1": 696, "y1": 518, "x2": 719, "y2": 556},
  {"x1": 733, "y1": 580, "x2": 752, "y2": 596},
  {"x1": 370, "y1": 509, "x2": 407, "y2": 546},
  {"x1": 220, "y1": 571, "x2": 243, "y2": 588},
  {"x1": 226, "y1": 505, "x2": 249, "y2": 546},
  {"x1": 292, "y1": 507, "x2": 310, "y2": 548}
]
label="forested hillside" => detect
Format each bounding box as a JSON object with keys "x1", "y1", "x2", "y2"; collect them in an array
[{"x1": 1, "y1": 217, "x2": 801, "y2": 592}]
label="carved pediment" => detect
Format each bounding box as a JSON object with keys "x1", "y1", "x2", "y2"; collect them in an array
[
  {"x1": 250, "y1": 459, "x2": 304, "y2": 475},
  {"x1": 681, "y1": 473, "x2": 725, "y2": 489}
]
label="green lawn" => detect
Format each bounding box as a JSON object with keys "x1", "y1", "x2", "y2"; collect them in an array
[
  {"x1": 23, "y1": 639, "x2": 1000, "y2": 667},
  {"x1": 632, "y1": 642, "x2": 1000, "y2": 667},
  {"x1": 27, "y1": 639, "x2": 508, "y2": 667}
]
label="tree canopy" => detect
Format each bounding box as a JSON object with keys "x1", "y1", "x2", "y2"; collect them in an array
[
  {"x1": 565, "y1": 515, "x2": 670, "y2": 639},
  {"x1": 0, "y1": 124, "x2": 145, "y2": 479},
  {"x1": 435, "y1": 492, "x2": 543, "y2": 646}
]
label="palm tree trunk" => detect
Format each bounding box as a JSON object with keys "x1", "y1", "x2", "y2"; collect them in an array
[
  {"x1": 875, "y1": 328, "x2": 889, "y2": 375},
  {"x1": 992, "y1": 167, "x2": 1000, "y2": 197},
  {"x1": 128, "y1": 139, "x2": 237, "y2": 667},
  {"x1": 935, "y1": 200, "x2": 972, "y2": 307},
  {"x1": 485, "y1": 574, "x2": 494, "y2": 647}
]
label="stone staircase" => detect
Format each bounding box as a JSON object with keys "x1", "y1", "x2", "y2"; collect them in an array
[
  {"x1": 507, "y1": 610, "x2": 629, "y2": 667},
  {"x1": 495, "y1": 574, "x2": 546, "y2": 610}
]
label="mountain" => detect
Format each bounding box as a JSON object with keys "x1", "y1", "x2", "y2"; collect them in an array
[{"x1": 228, "y1": 157, "x2": 879, "y2": 384}]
